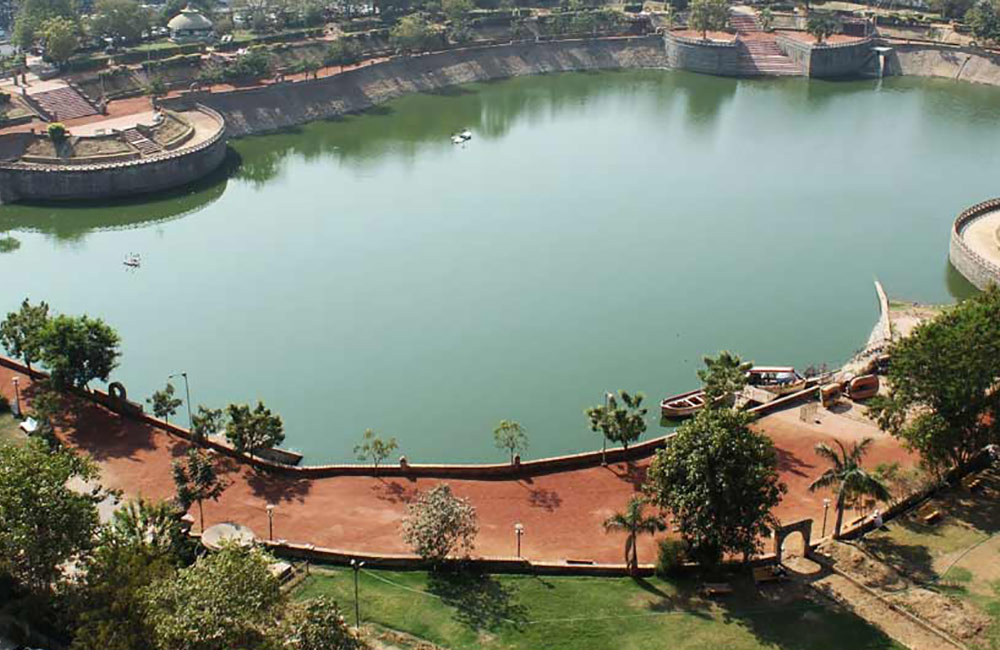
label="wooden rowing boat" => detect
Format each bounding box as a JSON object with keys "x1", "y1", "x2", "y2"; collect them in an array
[
  {"x1": 848, "y1": 374, "x2": 879, "y2": 401},
  {"x1": 660, "y1": 388, "x2": 709, "y2": 419}
]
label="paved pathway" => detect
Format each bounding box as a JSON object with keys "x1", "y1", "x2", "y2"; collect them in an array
[{"x1": 0, "y1": 363, "x2": 916, "y2": 563}]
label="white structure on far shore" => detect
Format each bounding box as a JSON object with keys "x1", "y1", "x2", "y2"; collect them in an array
[{"x1": 167, "y1": 5, "x2": 214, "y2": 43}]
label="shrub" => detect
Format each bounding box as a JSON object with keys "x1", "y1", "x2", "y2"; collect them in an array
[
  {"x1": 0, "y1": 91, "x2": 9, "y2": 104},
  {"x1": 47, "y1": 122, "x2": 68, "y2": 141},
  {"x1": 0, "y1": 393, "x2": 9, "y2": 413},
  {"x1": 656, "y1": 538, "x2": 689, "y2": 578}
]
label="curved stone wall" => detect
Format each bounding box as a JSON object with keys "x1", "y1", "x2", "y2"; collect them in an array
[
  {"x1": 664, "y1": 32, "x2": 742, "y2": 76},
  {"x1": 775, "y1": 35, "x2": 875, "y2": 77},
  {"x1": 0, "y1": 106, "x2": 228, "y2": 203},
  {"x1": 949, "y1": 198, "x2": 1000, "y2": 290}
]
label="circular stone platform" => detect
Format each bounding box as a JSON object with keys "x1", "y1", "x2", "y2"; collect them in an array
[{"x1": 950, "y1": 199, "x2": 1000, "y2": 290}]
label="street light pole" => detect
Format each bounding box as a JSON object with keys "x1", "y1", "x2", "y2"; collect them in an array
[
  {"x1": 822, "y1": 498, "x2": 831, "y2": 538},
  {"x1": 11, "y1": 377, "x2": 20, "y2": 418},
  {"x1": 602, "y1": 392, "x2": 613, "y2": 466},
  {"x1": 168, "y1": 372, "x2": 193, "y2": 431},
  {"x1": 351, "y1": 559, "x2": 365, "y2": 628},
  {"x1": 266, "y1": 503, "x2": 275, "y2": 541},
  {"x1": 514, "y1": 522, "x2": 524, "y2": 558}
]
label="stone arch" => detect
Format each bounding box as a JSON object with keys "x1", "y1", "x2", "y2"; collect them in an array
[
  {"x1": 108, "y1": 381, "x2": 127, "y2": 401},
  {"x1": 772, "y1": 518, "x2": 812, "y2": 565}
]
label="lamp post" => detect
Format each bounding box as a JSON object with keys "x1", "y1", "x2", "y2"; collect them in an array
[
  {"x1": 514, "y1": 522, "x2": 524, "y2": 558},
  {"x1": 11, "y1": 377, "x2": 20, "y2": 418},
  {"x1": 822, "y1": 498, "x2": 831, "y2": 537},
  {"x1": 168, "y1": 372, "x2": 193, "y2": 431},
  {"x1": 266, "y1": 503, "x2": 275, "y2": 541},
  {"x1": 602, "y1": 391, "x2": 613, "y2": 466},
  {"x1": 351, "y1": 559, "x2": 365, "y2": 628}
]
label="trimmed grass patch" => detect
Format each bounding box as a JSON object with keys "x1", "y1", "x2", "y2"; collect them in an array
[{"x1": 295, "y1": 567, "x2": 903, "y2": 650}]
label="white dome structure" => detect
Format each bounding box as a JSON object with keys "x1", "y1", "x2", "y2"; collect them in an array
[{"x1": 167, "y1": 5, "x2": 213, "y2": 42}]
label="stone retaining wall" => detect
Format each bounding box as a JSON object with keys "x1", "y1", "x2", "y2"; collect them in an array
[
  {"x1": 775, "y1": 35, "x2": 875, "y2": 77},
  {"x1": 163, "y1": 37, "x2": 669, "y2": 137},
  {"x1": 886, "y1": 43, "x2": 1000, "y2": 85},
  {"x1": 0, "y1": 106, "x2": 228, "y2": 203},
  {"x1": 949, "y1": 198, "x2": 1000, "y2": 290},
  {"x1": 663, "y1": 31, "x2": 742, "y2": 76}
]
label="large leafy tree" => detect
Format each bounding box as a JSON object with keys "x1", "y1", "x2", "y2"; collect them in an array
[
  {"x1": 808, "y1": 438, "x2": 889, "y2": 538},
  {"x1": 603, "y1": 495, "x2": 665, "y2": 574},
  {"x1": 401, "y1": 483, "x2": 478, "y2": 564},
  {"x1": 225, "y1": 400, "x2": 284, "y2": 457},
  {"x1": 966, "y1": 1, "x2": 1000, "y2": 43},
  {"x1": 191, "y1": 405, "x2": 225, "y2": 441},
  {"x1": 38, "y1": 314, "x2": 121, "y2": 389},
  {"x1": 868, "y1": 286, "x2": 1000, "y2": 474},
  {"x1": 142, "y1": 543, "x2": 284, "y2": 650},
  {"x1": 172, "y1": 448, "x2": 225, "y2": 532},
  {"x1": 0, "y1": 438, "x2": 101, "y2": 593},
  {"x1": 806, "y1": 12, "x2": 840, "y2": 44},
  {"x1": 697, "y1": 350, "x2": 752, "y2": 405},
  {"x1": 12, "y1": 0, "x2": 76, "y2": 49},
  {"x1": 585, "y1": 390, "x2": 647, "y2": 451},
  {"x1": 0, "y1": 297, "x2": 50, "y2": 371},
  {"x1": 645, "y1": 408, "x2": 786, "y2": 565},
  {"x1": 688, "y1": 0, "x2": 728, "y2": 39},
  {"x1": 325, "y1": 37, "x2": 362, "y2": 71},
  {"x1": 270, "y1": 596, "x2": 369, "y2": 650},
  {"x1": 89, "y1": 0, "x2": 150, "y2": 44},
  {"x1": 39, "y1": 15, "x2": 79, "y2": 65},
  {"x1": 390, "y1": 14, "x2": 436, "y2": 54},
  {"x1": 106, "y1": 497, "x2": 194, "y2": 563},
  {"x1": 493, "y1": 419, "x2": 528, "y2": 464}
]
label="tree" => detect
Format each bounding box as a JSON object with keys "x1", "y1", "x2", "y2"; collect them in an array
[
  {"x1": 0, "y1": 438, "x2": 101, "y2": 593},
  {"x1": 645, "y1": 408, "x2": 786, "y2": 566},
  {"x1": 172, "y1": 447, "x2": 225, "y2": 531},
  {"x1": 697, "y1": 350, "x2": 752, "y2": 405},
  {"x1": 38, "y1": 314, "x2": 121, "y2": 389},
  {"x1": 12, "y1": 0, "x2": 76, "y2": 50},
  {"x1": 966, "y1": 0, "x2": 1000, "y2": 42},
  {"x1": 47, "y1": 121, "x2": 68, "y2": 141},
  {"x1": 401, "y1": 483, "x2": 478, "y2": 564},
  {"x1": 758, "y1": 6, "x2": 774, "y2": 31},
  {"x1": 687, "y1": 0, "x2": 728, "y2": 39},
  {"x1": 39, "y1": 15, "x2": 79, "y2": 65},
  {"x1": 89, "y1": 0, "x2": 150, "y2": 44},
  {"x1": 929, "y1": 0, "x2": 975, "y2": 20},
  {"x1": 142, "y1": 543, "x2": 284, "y2": 650},
  {"x1": 585, "y1": 390, "x2": 647, "y2": 451},
  {"x1": 270, "y1": 596, "x2": 369, "y2": 650},
  {"x1": 107, "y1": 497, "x2": 193, "y2": 563},
  {"x1": 493, "y1": 419, "x2": 528, "y2": 464},
  {"x1": 191, "y1": 405, "x2": 225, "y2": 441},
  {"x1": 806, "y1": 11, "x2": 840, "y2": 44},
  {"x1": 353, "y1": 428, "x2": 398, "y2": 473},
  {"x1": 808, "y1": 438, "x2": 890, "y2": 538},
  {"x1": 148, "y1": 382, "x2": 183, "y2": 423},
  {"x1": 390, "y1": 14, "x2": 436, "y2": 54},
  {"x1": 867, "y1": 286, "x2": 1000, "y2": 475},
  {"x1": 603, "y1": 495, "x2": 665, "y2": 574},
  {"x1": 225, "y1": 400, "x2": 284, "y2": 457},
  {"x1": 145, "y1": 76, "x2": 167, "y2": 97},
  {"x1": 0, "y1": 297, "x2": 50, "y2": 371},
  {"x1": 442, "y1": 0, "x2": 472, "y2": 22},
  {"x1": 325, "y1": 37, "x2": 362, "y2": 71}
]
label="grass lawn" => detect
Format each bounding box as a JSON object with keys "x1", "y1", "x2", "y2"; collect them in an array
[
  {"x1": 861, "y1": 467, "x2": 1000, "y2": 649},
  {"x1": 295, "y1": 567, "x2": 903, "y2": 650},
  {"x1": 0, "y1": 412, "x2": 26, "y2": 446}
]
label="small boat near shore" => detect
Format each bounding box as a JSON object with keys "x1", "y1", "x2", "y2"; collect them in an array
[
  {"x1": 661, "y1": 366, "x2": 807, "y2": 419},
  {"x1": 660, "y1": 388, "x2": 709, "y2": 418},
  {"x1": 746, "y1": 366, "x2": 806, "y2": 396},
  {"x1": 451, "y1": 129, "x2": 473, "y2": 145}
]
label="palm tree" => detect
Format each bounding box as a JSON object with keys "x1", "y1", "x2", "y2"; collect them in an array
[
  {"x1": 603, "y1": 495, "x2": 666, "y2": 574},
  {"x1": 808, "y1": 438, "x2": 890, "y2": 538}
]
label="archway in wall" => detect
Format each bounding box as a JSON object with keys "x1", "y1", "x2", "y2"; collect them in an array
[{"x1": 772, "y1": 518, "x2": 813, "y2": 565}]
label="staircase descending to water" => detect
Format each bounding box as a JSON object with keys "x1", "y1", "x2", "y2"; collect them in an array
[
  {"x1": 730, "y1": 11, "x2": 803, "y2": 77},
  {"x1": 29, "y1": 85, "x2": 99, "y2": 121},
  {"x1": 122, "y1": 128, "x2": 163, "y2": 156}
]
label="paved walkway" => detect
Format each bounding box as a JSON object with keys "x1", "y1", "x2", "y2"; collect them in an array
[
  {"x1": 0, "y1": 364, "x2": 916, "y2": 563},
  {"x1": 961, "y1": 208, "x2": 1000, "y2": 270}
]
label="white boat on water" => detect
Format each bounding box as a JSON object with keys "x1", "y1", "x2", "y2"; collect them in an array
[
  {"x1": 451, "y1": 135, "x2": 465, "y2": 144},
  {"x1": 460, "y1": 129, "x2": 472, "y2": 139}
]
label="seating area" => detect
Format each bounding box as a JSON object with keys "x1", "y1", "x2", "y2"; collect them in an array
[{"x1": 29, "y1": 85, "x2": 99, "y2": 121}]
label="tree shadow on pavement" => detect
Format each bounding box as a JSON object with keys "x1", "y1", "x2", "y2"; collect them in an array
[
  {"x1": 605, "y1": 461, "x2": 647, "y2": 489},
  {"x1": 371, "y1": 480, "x2": 419, "y2": 504},
  {"x1": 774, "y1": 446, "x2": 814, "y2": 478},
  {"x1": 245, "y1": 469, "x2": 313, "y2": 504},
  {"x1": 426, "y1": 569, "x2": 528, "y2": 632}
]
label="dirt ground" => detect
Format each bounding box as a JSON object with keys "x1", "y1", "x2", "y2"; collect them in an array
[{"x1": 0, "y1": 363, "x2": 917, "y2": 564}]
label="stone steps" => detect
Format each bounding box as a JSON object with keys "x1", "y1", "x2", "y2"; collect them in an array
[
  {"x1": 122, "y1": 128, "x2": 162, "y2": 155},
  {"x1": 30, "y1": 86, "x2": 98, "y2": 121},
  {"x1": 736, "y1": 34, "x2": 802, "y2": 76},
  {"x1": 729, "y1": 12, "x2": 761, "y2": 33}
]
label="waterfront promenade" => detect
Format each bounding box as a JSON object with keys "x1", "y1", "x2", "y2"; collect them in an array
[{"x1": 0, "y1": 362, "x2": 916, "y2": 564}]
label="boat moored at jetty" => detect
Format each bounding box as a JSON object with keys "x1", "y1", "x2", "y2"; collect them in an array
[
  {"x1": 660, "y1": 389, "x2": 709, "y2": 418},
  {"x1": 660, "y1": 366, "x2": 807, "y2": 419},
  {"x1": 746, "y1": 366, "x2": 807, "y2": 396}
]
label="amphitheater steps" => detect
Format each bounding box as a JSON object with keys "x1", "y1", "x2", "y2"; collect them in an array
[
  {"x1": 29, "y1": 86, "x2": 99, "y2": 121},
  {"x1": 729, "y1": 12, "x2": 762, "y2": 34},
  {"x1": 736, "y1": 38, "x2": 803, "y2": 76},
  {"x1": 122, "y1": 128, "x2": 163, "y2": 156}
]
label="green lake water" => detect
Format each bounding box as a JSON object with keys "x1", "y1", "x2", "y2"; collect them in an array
[{"x1": 0, "y1": 70, "x2": 994, "y2": 462}]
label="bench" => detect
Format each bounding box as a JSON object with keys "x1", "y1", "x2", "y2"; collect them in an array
[
  {"x1": 753, "y1": 566, "x2": 785, "y2": 585},
  {"x1": 916, "y1": 504, "x2": 941, "y2": 524},
  {"x1": 963, "y1": 476, "x2": 983, "y2": 492},
  {"x1": 701, "y1": 582, "x2": 734, "y2": 597}
]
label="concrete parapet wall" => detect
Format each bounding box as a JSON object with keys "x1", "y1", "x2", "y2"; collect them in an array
[
  {"x1": 949, "y1": 198, "x2": 1000, "y2": 290},
  {"x1": 664, "y1": 32, "x2": 742, "y2": 76},
  {"x1": 886, "y1": 42, "x2": 1000, "y2": 85},
  {"x1": 0, "y1": 106, "x2": 227, "y2": 203},
  {"x1": 163, "y1": 37, "x2": 669, "y2": 137}
]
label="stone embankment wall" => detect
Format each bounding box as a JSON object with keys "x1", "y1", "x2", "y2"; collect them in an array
[
  {"x1": 776, "y1": 35, "x2": 875, "y2": 77},
  {"x1": 0, "y1": 107, "x2": 228, "y2": 203},
  {"x1": 949, "y1": 198, "x2": 1000, "y2": 290},
  {"x1": 663, "y1": 32, "x2": 742, "y2": 76},
  {"x1": 887, "y1": 43, "x2": 1000, "y2": 85},
  {"x1": 163, "y1": 37, "x2": 669, "y2": 136}
]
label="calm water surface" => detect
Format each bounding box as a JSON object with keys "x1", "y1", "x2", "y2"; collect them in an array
[{"x1": 0, "y1": 70, "x2": 993, "y2": 462}]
